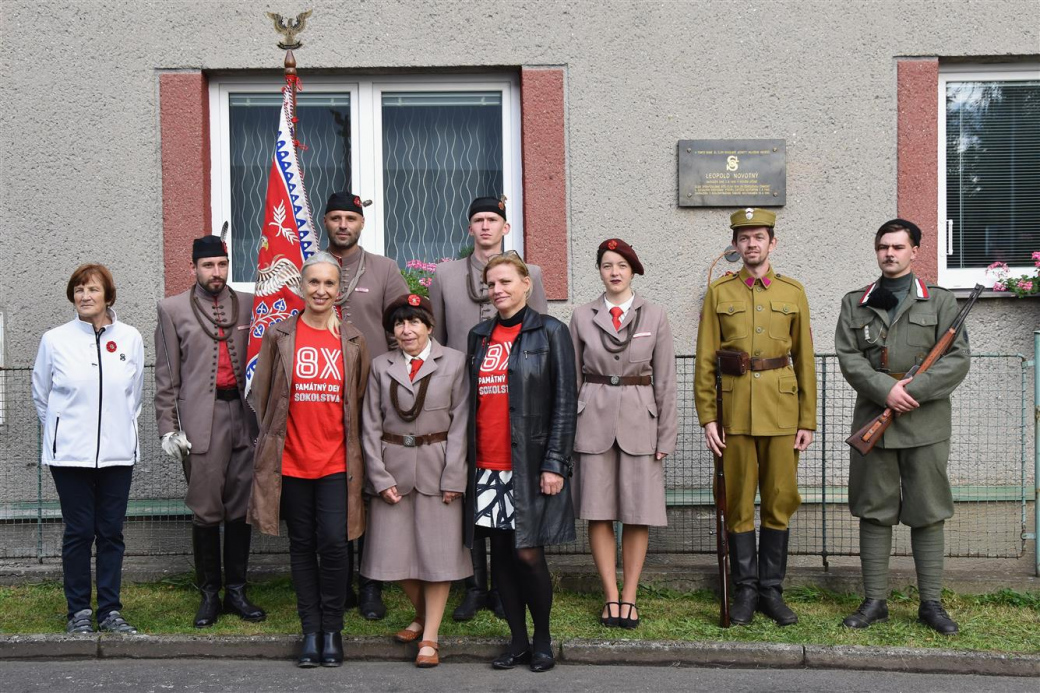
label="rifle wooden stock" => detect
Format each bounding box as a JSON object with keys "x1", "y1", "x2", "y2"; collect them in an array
[
  {"x1": 714, "y1": 354, "x2": 731, "y2": 628},
  {"x1": 845, "y1": 284, "x2": 984, "y2": 455}
]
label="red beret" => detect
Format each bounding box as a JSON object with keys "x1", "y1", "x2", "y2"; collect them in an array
[
  {"x1": 382, "y1": 293, "x2": 434, "y2": 334},
  {"x1": 596, "y1": 238, "x2": 644, "y2": 275}
]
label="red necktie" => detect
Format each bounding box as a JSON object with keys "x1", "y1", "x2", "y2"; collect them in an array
[
  {"x1": 408, "y1": 357, "x2": 424, "y2": 381},
  {"x1": 609, "y1": 306, "x2": 623, "y2": 331}
]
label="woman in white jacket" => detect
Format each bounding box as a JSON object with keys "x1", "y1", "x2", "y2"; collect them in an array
[{"x1": 32, "y1": 264, "x2": 144, "y2": 634}]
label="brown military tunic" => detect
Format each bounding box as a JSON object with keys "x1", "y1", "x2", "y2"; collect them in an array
[
  {"x1": 154, "y1": 284, "x2": 258, "y2": 525},
  {"x1": 334, "y1": 247, "x2": 410, "y2": 356}
]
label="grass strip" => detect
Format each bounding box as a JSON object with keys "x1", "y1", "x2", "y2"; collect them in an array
[{"x1": 1, "y1": 578, "x2": 1037, "y2": 653}]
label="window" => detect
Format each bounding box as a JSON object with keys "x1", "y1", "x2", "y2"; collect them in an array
[
  {"x1": 939, "y1": 64, "x2": 1040, "y2": 288},
  {"x1": 210, "y1": 74, "x2": 522, "y2": 290}
]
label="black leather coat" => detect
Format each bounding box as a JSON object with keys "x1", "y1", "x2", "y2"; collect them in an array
[{"x1": 464, "y1": 309, "x2": 577, "y2": 549}]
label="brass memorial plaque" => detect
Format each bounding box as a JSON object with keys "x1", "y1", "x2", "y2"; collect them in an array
[{"x1": 678, "y1": 139, "x2": 786, "y2": 207}]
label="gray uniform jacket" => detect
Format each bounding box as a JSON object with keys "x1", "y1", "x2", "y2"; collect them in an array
[
  {"x1": 429, "y1": 255, "x2": 548, "y2": 350},
  {"x1": 362, "y1": 340, "x2": 470, "y2": 497},
  {"x1": 835, "y1": 274, "x2": 970, "y2": 449},
  {"x1": 335, "y1": 247, "x2": 410, "y2": 356},
  {"x1": 154, "y1": 284, "x2": 258, "y2": 455},
  {"x1": 570, "y1": 294, "x2": 678, "y2": 457}
]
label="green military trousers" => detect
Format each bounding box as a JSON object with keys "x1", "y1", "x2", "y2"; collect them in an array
[
  {"x1": 722, "y1": 434, "x2": 801, "y2": 533},
  {"x1": 848, "y1": 439, "x2": 954, "y2": 528}
]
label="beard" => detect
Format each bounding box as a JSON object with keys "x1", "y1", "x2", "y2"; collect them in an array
[{"x1": 199, "y1": 277, "x2": 226, "y2": 295}]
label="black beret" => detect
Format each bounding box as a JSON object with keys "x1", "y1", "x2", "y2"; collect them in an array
[
  {"x1": 192, "y1": 236, "x2": 228, "y2": 262},
  {"x1": 468, "y1": 196, "x2": 506, "y2": 222},
  {"x1": 382, "y1": 293, "x2": 435, "y2": 334},
  {"x1": 876, "y1": 218, "x2": 922, "y2": 247},
  {"x1": 325, "y1": 191, "x2": 365, "y2": 218},
  {"x1": 597, "y1": 238, "x2": 644, "y2": 275}
]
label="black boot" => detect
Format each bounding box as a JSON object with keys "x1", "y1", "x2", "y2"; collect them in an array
[
  {"x1": 320, "y1": 631, "x2": 344, "y2": 666},
  {"x1": 728, "y1": 530, "x2": 758, "y2": 625},
  {"x1": 296, "y1": 632, "x2": 321, "y2": 668},
  {"x1": 192, "y1": 524, "x2": 222, "y2": 628},
  {"x1": 843, "y1": 598, "x2": 889, "y2": 629},
  {"x1": 758, "y1": 527, "x2": 798, "y2": 626},
  {"x1": 356, "y1": 535, "x2": 386, "y2": 621},
  {"x1": 453, "y1": 541, "x2": 489, "y2": 621},
  {"x1": 222, "y1": 519, "x2": 266, "y2": 622}
]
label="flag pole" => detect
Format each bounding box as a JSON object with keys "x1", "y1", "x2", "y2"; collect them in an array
[{"x1": 284, "y1": 50, "x2": 299, "y2": 145}]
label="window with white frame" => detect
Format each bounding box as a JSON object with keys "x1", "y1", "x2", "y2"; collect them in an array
[
  {"x1": 210, "y1": 74, "x2": 523, "y2": 289},
  {"x1": 939, "y1": 64, "x2": 1040, "y2": 288}
]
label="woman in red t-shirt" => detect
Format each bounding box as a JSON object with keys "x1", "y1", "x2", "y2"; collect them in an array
[
  {"x1": 248, "y1": 251, "x2": 371, "y2": 668},
  {"x1": 464, "y1": 251, "x2": 577, "y2": 673}
]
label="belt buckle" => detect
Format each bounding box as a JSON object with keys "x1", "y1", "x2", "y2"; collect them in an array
[
  {"x1": 403, "y1": 435, "x2": 416, "y2": 448},
  {"x1": 609, "y1": 375, "x2": 621, "y2": 386}
]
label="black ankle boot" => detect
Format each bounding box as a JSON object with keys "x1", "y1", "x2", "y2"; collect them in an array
[
  {"x1": 728, "y1": 530, "x2": 758, "y2": 625},
  {"x1": 758, "y1": 527, "x2": 798, "y2": 626},
  {"x1": 192, "y1": 524, "x2": 222, "y2": 628},
  {"x1": 321, "y1": 631, "x2": 344, "y2": 666},
  {"x1": 843, "y1": 598, "x2": 889, "y2": 629},
  {"x1": 222, "y1": 519, "x2": 266, "y2": 622},
  {"x1": 454, "y1": 541, "x2": 489, "y2": 621},
  {"x1": 297, "y1": 632, "x2": 321, "y2": 668}
]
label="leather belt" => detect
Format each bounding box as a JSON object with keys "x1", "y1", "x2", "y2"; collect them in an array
[
  {"x1": 381, "y1": 431, "x2": 449, "y2": 448},
  {"x1": 750, "y1": 356, "x2": 791, "y2": 371},
  {"x1": 584, "y1": 374, "x2": 653, "y2": 386},
  {"x1": 883, "y1": 371, "x2": 907, "y2": 380},
  {"x1": 216, "y1": 388, "x2": 240, "y2": 401}
]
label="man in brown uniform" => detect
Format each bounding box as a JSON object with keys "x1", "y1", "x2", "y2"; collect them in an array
[
  {"x1": 323, "y1": 191, "x2": 409, "y2": 620},
  {"x1": 694, "y1": 208, "x2": 817, "y2": 626},
  {"x1": 155, "y1": 236, "x2": 266, "y2": 628},
  {"x1": 428, "y1": 196, "x2": 547, "y2": 621}
]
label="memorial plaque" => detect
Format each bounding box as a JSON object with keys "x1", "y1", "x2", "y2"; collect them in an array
[{"x1": 678, "y1": 139, "x2": 786, "y2": 207}]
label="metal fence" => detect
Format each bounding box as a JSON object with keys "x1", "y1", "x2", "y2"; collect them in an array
[{"x1": 1, "y1": 354, "x2": 1033, "y2": 566}]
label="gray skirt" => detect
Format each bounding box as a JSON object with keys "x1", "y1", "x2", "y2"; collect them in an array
[
  {"x1": 573, "y1": 445, "x2": 668, "y2": 526},
  {"x1": 361, "y1": 491, "x2": 472, "y2": 582}
]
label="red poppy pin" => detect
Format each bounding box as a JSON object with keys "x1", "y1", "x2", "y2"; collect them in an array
[
  {"x1": 407, "y1": 294, "x2": 421, "y2": 306},
  {"x1": 353, "y1": 196, "x2": 362, "y2": 208},
  {"x1": 607, "y1": 239, "x2": 618, "y2": 250},
  {"x1": 106, "y1": 341, "x2": 117, "y2": 353},
  {"x1": 497, "y1": 201, "x2": 505, "y2": 211}
]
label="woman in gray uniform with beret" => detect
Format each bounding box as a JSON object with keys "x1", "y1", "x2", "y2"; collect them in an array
[{"x1": 570, "y1": 239, "x2": 677, "y2": 629}]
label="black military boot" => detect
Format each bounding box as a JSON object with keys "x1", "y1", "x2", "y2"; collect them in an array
[
  {"x1": 356, "y1": 535, "x2": 386, "y2": 620},
  {"x1": 192, "y1": 524, "x2": 222, "y2": 628},
  {"x1": 453, "y1": 541, "x2": 489, "y2": 621},
  {"x1": 727, "y1": 530, "x2": 758, "y2": 625},
  {"x1": 222, "y1": 519, "x2": 266, "y2": 622},
  {"x1": 843, "y1": 598, "x2": 889, "y2": 629},
  {"x1": 758, "y1": 527, "x2": 798, "y2": 626}
]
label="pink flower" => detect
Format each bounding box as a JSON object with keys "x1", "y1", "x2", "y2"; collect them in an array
[
  {"x1": 986, "y1": 261, "x2": 1009, "y2": 273},
  {"x1": 1033, "y1": 251, "x2": 1040, "y2": 267},
  {"x1": 419, "y1": 277, "x2": 432, "y2": 287},
  {"x1": 992, "y1": 281, "x2": 1007, "y2": 292},
  {"x1": 1017, "y1": 280, "x2": 1033, "y2": 291},
  {"x1": 405, "y1": 259, "x2": 421, "y2": 270}
]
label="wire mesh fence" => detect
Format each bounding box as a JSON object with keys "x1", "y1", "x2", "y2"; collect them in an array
[{"x1": 1, "y1": 354, "x2": 1032, "y2": 564}]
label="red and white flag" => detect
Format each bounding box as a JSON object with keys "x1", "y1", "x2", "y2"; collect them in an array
[{"x1": 244, "y1": 78, "x2": 317, "y2": 395}]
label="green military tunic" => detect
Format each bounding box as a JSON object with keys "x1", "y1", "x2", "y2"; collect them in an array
[
  {"x1": 694, "y1": 266, "x2": 817, "y2": 532},
  {"x1": 834, "y1": 273, "x2": 970, "y2": 527}
]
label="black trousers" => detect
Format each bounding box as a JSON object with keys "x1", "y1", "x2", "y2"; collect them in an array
[
  {"x1": 50, "y1": 465, "x2": 134, "y2": 622},
  {"x1": 281, "y1": 473, "x2": 349, "y2": 633}
]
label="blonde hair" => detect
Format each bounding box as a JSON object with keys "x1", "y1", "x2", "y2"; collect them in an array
[
  {"x1": 301, "y1": 251, "x2": 342, "y2": 336},
  {"x1": 482, "y1": 251, "x2": 533, "y2": 301}
]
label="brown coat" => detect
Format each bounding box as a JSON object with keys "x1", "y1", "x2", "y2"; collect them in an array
[
  {"x1": 362, "y1": 341, "x2": 470, "y2": 497},
  {"x1": 429, "y1": 255, "x2": 548, "y2": 350},
  {"x1": 570, "y1": 294, "x2": 678, "y2": 456},
  {"x1": 154, "y1": 284, "x2": 258, "y2": 454},
  {"x1": 335, "y1": 247, "x2": 410, "y2": 356},
  {"x1": 246, "y1": 316, "x2": 371, "y2": 539}
]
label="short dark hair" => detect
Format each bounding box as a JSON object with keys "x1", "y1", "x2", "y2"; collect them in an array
[
  {"x1": 875, "y1": 219, "x2": 922, "y2": 248},
  {"x1": 66, "y1": 263, "x2": 116, "y2": 305},
  {"x1": 387, "y1": 305, "x2": 434, "y2": 331},
  {"x1": 731, "y1": 225, "x2": 775, "y2": 244}
]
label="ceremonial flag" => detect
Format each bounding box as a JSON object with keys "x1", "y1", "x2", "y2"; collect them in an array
[{"x1": 244, "y1": 77, "x2": 317, "y2": 395}]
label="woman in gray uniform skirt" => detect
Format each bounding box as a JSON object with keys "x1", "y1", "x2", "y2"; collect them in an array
[
  {"x1": 361, "y1": 293, "x2": 471, "y2": 668},
  {"x1": 570, "y1": 239, "x2": 677, "y2": 629}
]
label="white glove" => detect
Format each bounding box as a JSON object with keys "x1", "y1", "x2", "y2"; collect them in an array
[{"x1": 161, "y1": 431, "x2": 192, "y2": 462}]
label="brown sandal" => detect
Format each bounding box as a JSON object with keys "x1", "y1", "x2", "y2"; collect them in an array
[
  {"x1": 415, "y1": 640, "x2": 440, "y2": 668},
  {"x1": 393, "y1": 616, "x2": 425, "y2": 643}
]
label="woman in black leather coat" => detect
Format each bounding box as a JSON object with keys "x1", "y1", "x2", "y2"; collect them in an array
[{"x1": 465, "y1": 251, "x2": 576, "y2": 673}]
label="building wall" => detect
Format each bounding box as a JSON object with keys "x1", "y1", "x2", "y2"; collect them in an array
[{"x1": 1, "y1": 0, "x2": 1038, "y2": 368}]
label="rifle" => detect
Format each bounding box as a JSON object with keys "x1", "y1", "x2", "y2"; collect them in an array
[
  {"x1": 713, "y1": 352, "x2": 731, "y2": 628},
  {"x1": 846, "y1": 283, "x2": 983, "y2": 455}
]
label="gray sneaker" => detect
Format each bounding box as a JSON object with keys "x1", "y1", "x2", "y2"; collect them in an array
[
  {"x1": 98, "y1": 611, "x2": 138, "y2": 634},
  {"x1": 66, "y1": 609, "x2": 94, "y2": 634}
]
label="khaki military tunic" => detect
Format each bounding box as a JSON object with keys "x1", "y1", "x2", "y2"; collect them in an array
[
  {"x1": 835, "y1": 274, "x2": 970, "y2": 527},
  {"x1": 694, "y1": 266, "x2": 817, "y2": 533}
]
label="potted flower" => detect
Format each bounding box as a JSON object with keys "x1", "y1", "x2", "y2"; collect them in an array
[{"x1": 985, "y1": 252, "x2": 1040, "y2": 298}]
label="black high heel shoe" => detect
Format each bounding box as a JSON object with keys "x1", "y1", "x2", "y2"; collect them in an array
[{"x1": 297, "y1": 632, "x2": 321, "y2": 668}]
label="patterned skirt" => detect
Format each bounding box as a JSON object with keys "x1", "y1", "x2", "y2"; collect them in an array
[{"x1": 474, "y1": 468, "x2": 515, "y2": 531}]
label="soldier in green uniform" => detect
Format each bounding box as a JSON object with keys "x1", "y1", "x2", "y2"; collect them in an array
[
  {"x1": 694, "y1": 208, "x2": 817, "y2": 626},
  {"x1": 835, "y1": 219, "x2": 969, "y2": 635}
]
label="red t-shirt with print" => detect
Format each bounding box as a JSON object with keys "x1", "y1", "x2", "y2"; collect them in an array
[
  {"x1": 476, "y1": 322, "x2": 521, "y2": 471},
  {"x1": 282, "y1": 321, "x2": 347, "y2": 479}
]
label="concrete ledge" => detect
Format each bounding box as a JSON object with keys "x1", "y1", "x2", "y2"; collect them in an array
[
  {"x1": 804, "y1": 644, "x2": 1040, "y2": 678},
  {"x1": 99, "y1": 634, "x2": 297, "y2": 659},
  {"x1": 0, "y1": 634, "x2": 98, "y2": 659},
  {"x1": 561, "y1": 639, "x2": 804, "y2": 669}
]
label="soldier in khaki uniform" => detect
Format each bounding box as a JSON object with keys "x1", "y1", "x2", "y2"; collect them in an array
[
  {"x1": 694, "y1": 208, "x2": 816, "y2": 626},
  {"x1": 323, "y1": 191, "x2": 410, "y2": 620},
  {"x1": 835, "y1": 219, "x2": 969, "y2": 635},
  {"x1": 428, "y1": 196, "x2": 547, "y2": 621}
]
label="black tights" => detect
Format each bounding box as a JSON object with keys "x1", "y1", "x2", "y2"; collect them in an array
[{"x1": 482, "y1": 528, "x2": 553, "y2": 655}]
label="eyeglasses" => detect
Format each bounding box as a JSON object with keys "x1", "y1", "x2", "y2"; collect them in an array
[{"x1": 482, "y1": 249, "x2": 529, "y2": 283}]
